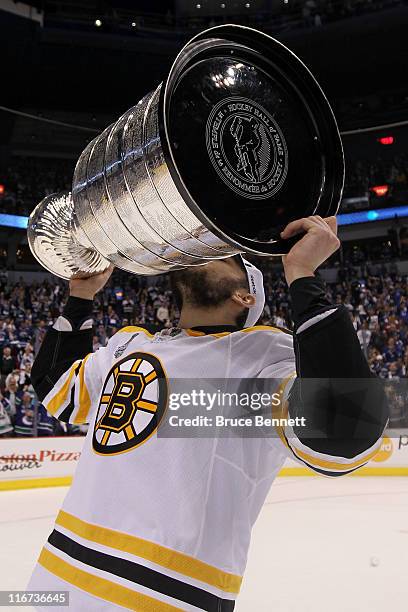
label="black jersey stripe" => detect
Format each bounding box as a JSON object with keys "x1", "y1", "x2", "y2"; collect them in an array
[
  {"x1": 282, "y1": 428, "x2": 364, "y2": 477},
  {"x1": 300, "y1": 458, "x2": 365, "y2": 477},
  {"x1": 48, "y1": 530, "x2": 235, "y2": 611}
]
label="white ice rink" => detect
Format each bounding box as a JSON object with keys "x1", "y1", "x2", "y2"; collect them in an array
[{"x1": 1, "y1": 477, "x2": 407, "y2": 612}]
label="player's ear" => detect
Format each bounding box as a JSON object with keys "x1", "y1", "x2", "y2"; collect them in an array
[{"x1": 231, "y1": 291, "x2": 256, "y2": 309}]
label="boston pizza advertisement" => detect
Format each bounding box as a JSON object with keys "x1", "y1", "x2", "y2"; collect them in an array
[
  {"x1": 0, "y1": 436, "x2": 84, "y2": 489},
  {"x1": 1, "y1": 430, "x2": 407, "y2": 490}
]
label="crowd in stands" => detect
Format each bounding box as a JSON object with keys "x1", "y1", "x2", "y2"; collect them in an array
[
  {"x1": 0, "y1": 257, "x2": 407, "y2": 437},
  {"x1": 0, "y1": 157, "x2": 73, "y2": 217},
  {"x1": 1, "y1": 154, "x2": 408, "y2": 218}
]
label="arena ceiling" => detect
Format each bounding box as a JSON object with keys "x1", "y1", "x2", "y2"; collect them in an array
[{"x1": 0, "y1": 4, "x2": 407, "y2": 123}]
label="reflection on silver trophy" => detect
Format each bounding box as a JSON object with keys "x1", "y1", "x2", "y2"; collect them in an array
[{"x1": 27, "y1": 24, "x2": 344, "y2": 280}]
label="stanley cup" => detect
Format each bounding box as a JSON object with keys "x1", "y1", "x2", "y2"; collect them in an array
[{"x1": 27, "y1": 24, "x2": 344, "y2": 280}]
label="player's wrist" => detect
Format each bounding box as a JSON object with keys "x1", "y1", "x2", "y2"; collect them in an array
[
  {"x1": 283, "y1": 265, "x2": 315, "y2": 287},
  {"x1": 69, "y1": 288, "x2": 95, "y2": 301}
]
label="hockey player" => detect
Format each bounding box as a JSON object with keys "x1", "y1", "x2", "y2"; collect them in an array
[{"x1": 28, "y1": 216, "x2": 387, "y2": 611}]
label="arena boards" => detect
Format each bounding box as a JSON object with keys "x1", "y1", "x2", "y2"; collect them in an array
[{"x1": 1, "y1": 433, "x2": 407, "y2": 490}]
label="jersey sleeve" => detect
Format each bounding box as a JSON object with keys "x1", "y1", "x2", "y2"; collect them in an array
[
  {"x1": 277, "y1": 374, "x2": 384, "y2": 477},
  {"x1": 260, "y1": 357, "x2": 385, "y2": 477},
  {"x1": 40, "y1": 350, "x2": 102, "y2": 425},
  {"x1": 257, "y1": 294, "x2": 388, "y2": 478},
  {"x1": 31, "y1": 297, "x2": 103, "y2": 425}
]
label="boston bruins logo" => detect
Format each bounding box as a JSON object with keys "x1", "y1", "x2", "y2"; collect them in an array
[{"x1": 93, "y1": 352, "x2": 167, "y2": 455}]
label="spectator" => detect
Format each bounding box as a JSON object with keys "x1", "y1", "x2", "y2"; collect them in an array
[
  {"x1": 14, "y1": 392, "x2": 36, "y2": 437},
  {"x1": 122, "y1": 296, "x2": 135, "y2": 320},
  {"x1": 33, "y1": 320, "x2": 47, "y2": 354},
  {"x1": 4, "y1": 376, "x2": 21, "y2": 421},
  {"x1": 0, "y1": 347, "x2": 16, "y2": 388},
  {"x1": 37, "y1": 404, "x2": 55, "y2": 436},
  {"x1": 93, "y1": 335, "x2": 102, "y2": 351},
  {"x1": 357, "y1": 321, "x2": 372, "y2": 357},
  {"x1": 156, "y1": 300, "x2": 170, "y2": 327},
  {"x1": 0, "y1": 391, "x2": 13, "y2": 437}
]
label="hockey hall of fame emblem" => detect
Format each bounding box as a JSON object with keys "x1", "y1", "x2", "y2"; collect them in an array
[
  {"x1": 206, "y1": 96, "x2": 289, "y2": 200},
  {"x1": 93, "y1": 352, "x2": 168, "y2": 455}
]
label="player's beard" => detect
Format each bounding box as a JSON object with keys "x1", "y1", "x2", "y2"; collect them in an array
[{"x1": 170, "y1": 266, "x2": 248, "y2": 328}]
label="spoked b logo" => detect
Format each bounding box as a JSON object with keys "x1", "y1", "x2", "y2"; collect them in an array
[{"x1": 93, "y1": 352, "x2": 168, "y2": 455}]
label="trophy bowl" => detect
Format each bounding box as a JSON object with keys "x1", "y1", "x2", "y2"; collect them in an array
[{"x1": 28, "y1": 24, "x2": 344, "y2": 280}]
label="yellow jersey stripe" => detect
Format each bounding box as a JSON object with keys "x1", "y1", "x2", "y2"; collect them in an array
[
  {"x1": 240, "y1": 325, "x2": 282, "y2": 334},
  {"x1": 46, "y1": 361, "x2": 80, "y2": 416},
  {"x1": 39, "y1": 548, "x2": 182, "y2": 612},
  {"x1": 271, "y1": 372, "x2": 297, "y2": 422},
  {"x1": 74, "y1": 354, "x2": 92, "y2": 424},
  {"x1": 184, "y1": 329, "x2": 205, "y2": 336},
  {"x1": 56, "y1": 510, "x2": 242, "y2": 594},
  {"x1": 287, "y1": 436, "x2": 380, "y2": 471},
  {"x1": 118, "y1": 326, "x2": 154, "y2": 337}
]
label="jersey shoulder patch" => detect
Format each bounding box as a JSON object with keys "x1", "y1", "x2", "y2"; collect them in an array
[{"x1": 112, "y1": 328, "x2": 153, "y2": 359}]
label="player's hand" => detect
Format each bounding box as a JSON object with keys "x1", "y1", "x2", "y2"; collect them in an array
[
  {"x1": 69, "y1": 264, "x2": 114, "y2": 300},
  {"x1": 280, "y1": 216, "x2": 340, "y2": 286}
]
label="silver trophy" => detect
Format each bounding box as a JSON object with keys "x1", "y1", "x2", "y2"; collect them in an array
[{"x1": 28, "y1": 24, "x2": 344, "y2": 280}]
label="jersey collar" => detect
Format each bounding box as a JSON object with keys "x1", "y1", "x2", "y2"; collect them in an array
[{"x1": 186, "y1": 325, "x2": 239, "y2": 336}]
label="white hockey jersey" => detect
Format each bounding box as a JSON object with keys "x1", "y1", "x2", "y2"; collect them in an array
[{"x1": 28, "y1": 324, "x2": 381, "y2": 611}]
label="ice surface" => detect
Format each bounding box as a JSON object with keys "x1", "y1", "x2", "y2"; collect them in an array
[{"x1": 1, "y1": 477, "x2": 407, "y2": 611}]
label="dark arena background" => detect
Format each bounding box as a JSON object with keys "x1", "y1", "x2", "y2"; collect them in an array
[{"x1": 0, "y1": 1, "x2": 407, "y2": 610}]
